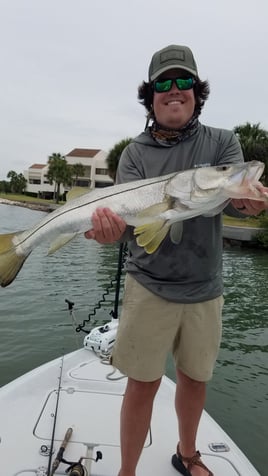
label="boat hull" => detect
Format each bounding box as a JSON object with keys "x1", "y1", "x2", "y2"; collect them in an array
[{"x1": 0, "y1": 348, "x2": 260, "y2": 475}]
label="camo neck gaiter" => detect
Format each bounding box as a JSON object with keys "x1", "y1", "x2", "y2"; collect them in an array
[{"x1": 150, "y1": 114, "x2": 199, "y2": 146}]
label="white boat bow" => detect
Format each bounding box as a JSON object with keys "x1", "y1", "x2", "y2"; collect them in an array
[{"x1": 0, "y1": 321, "x2": 260, "y2": 476}]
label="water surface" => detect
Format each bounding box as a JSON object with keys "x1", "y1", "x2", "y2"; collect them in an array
[{"x1": 0, "y1": 204, "x2": 267, "y2": 474}]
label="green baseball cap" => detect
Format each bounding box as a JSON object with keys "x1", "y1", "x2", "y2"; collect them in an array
[{"x1": 148, "y1": 45, "x2": 198, "y2": 81}]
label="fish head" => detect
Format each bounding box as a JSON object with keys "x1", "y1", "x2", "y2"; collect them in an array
[
  {"x1": 193, "y1": 161, "x2": 265, "y2": 198},
  {"x1": 164, "y1": 160, "x2": 265, "y2": 206}
]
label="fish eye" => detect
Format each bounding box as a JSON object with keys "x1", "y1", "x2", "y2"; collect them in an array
[{"x1": 216, "y1": 165, "x2": 230, "y2": 172}]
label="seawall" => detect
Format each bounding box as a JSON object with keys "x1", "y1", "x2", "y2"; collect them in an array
[{"x1": 0, "y1": 198, "x2": 57, "y2": 212}]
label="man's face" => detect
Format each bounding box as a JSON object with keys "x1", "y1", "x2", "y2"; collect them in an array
[{"x1": 152, "y1": 68, "x2": 196, "y2": 129}]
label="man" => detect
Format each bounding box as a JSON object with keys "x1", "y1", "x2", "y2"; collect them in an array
[{"x1": 85, "y1": 45, "x2": 268, "y2": 476}]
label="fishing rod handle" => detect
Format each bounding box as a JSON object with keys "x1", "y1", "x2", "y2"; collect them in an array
[{"x1": 62, "y1": 427, "x2": 73, "y2": 448}]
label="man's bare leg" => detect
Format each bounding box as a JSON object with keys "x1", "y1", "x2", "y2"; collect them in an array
[
  {"x1": 118, "y1": 377, "x2": 161, "y2": 476},
  {"x1": 175, "y1": 369, "x2": 210, "y2": 476}
]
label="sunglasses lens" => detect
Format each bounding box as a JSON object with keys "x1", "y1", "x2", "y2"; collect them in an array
[
  {"x1": 154, "y1": 79, "x2": 172, "y2": 92},
  {"x1": 175, "y1": 78, "x2": 194, "y2": 90},
  {"x1": 154, "y1": 77, "x2": 195, "y2": 93}
]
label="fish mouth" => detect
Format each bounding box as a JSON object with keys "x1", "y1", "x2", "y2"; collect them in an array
[
  {"x1": 234, "y1": 160, "x2": 265, "y2": 184},
  {"x1": 246, "y1": 160, "x2": 265, "y2": 181}
]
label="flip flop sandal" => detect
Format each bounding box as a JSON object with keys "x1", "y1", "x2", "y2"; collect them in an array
[{"x1": 171, "y1": 448, "x2": 213, "y2": 476}]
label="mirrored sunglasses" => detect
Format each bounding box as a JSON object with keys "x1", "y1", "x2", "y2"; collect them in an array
[{"x1": 153, "y1": 77, "x2": 195, "y2": 93}]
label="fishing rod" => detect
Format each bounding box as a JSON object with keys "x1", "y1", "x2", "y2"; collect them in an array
[
  {"x1": 50, "y1": 427, "x2": 73, "y2": 475},
  {"x1": 60, "y1": 450, "x2": 103, "y2": 476},
  {"x1": 46, "y1": 355, "x2": 64, "y2": 476}
]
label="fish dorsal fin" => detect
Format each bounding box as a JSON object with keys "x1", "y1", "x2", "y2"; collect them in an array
[
  {"x1": 66, "y1": 187, "x2": 90, "y2": 202},
  {"x1": 47, "y1": 233, "x2": 77, "y2": 255}
]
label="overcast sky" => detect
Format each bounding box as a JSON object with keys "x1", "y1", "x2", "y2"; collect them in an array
[{"x1": 1, "y1": 0, "x2": 267, "y2": 180}]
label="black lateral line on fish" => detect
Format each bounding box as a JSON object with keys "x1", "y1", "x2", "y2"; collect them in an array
[{"x1": 8, "y1": 174, "x2": 177, "y2": 248}]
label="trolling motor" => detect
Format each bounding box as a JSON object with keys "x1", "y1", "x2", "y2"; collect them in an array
[
  {"x1": 83, "y1": 319, "x2": 119, "y2": 355},
  {"x1": 64, "y1": 297, "x2": 119, "y2": 356},
  {"x1": 65, "y1": 298, "x2": 75, "y2": 311}
]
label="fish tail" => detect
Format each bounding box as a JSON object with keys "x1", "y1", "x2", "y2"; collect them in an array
[
  {"x1": 0, "y1": 233, "x2": 30, "y2": 287},
  {"x1": 134, "y1": 220, "x2": 171, "y2": 254}
]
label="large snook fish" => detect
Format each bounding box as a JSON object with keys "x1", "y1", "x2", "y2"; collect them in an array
[{"x1": 0, "y1": 160, "x2": 267, "y2": 287}]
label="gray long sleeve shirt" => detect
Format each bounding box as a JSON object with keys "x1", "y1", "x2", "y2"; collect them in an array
[{"x1": 116, "y1": 123, "x2": 244, "y2": 303}]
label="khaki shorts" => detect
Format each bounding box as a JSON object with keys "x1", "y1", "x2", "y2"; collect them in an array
[{"x1": 111, "y1": 274, "x2": 223, "y2": 382}]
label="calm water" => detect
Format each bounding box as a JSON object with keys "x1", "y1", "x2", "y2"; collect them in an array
[{"x1": 0, "y1": 204, "x2": 267, "y2": 475}]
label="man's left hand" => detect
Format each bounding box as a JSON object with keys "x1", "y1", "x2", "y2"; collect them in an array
[{"x1": 232, "y1": 186, "x2": 268, "y2": 215}]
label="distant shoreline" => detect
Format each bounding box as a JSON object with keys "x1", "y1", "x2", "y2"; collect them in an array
[{"x1": 0, "y1": 198, "x2": 56, "y2": 212}]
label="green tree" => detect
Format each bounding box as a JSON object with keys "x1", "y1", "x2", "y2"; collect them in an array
[
  {"x1": 234, "y1": 122, "x2": 268, "y2": 185},
  {"x1": 106, "y1": 138, "x2": 132, "y2": 181},
  {"x1": 7, "y1": 170, "x2": 27, "y2": 193},
  {"x1": 7, "y1": 170, "x2": 17, "y2": 192},
  {"x1": 46, "y1": 153, "x2": 72, "y2": 203},
  {"x1": 0, "y1": 180, "x2": 10, "y2": 193},
  {"x1": 17, "y1": 173, "x2": 27, "y2": 193},
  {"x1": 71, "y1": 162, "x2": 85, "y2": 186}
]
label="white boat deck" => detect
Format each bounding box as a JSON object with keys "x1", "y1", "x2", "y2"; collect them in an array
[{"x1": 0, "y1": 348, "x2": 260, "y2": 475}]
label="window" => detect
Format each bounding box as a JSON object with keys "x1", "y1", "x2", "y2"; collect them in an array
[
  {"x1": 95, "y1": 168, "x2": 108, "y2": 175},
  {"x1": 29, "y1": 179, "x2": 41, "y2": 184}
]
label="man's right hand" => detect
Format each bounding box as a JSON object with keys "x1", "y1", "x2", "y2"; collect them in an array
[{"x1": 84, "y1": 208, "x2": 127, "y2": 244}]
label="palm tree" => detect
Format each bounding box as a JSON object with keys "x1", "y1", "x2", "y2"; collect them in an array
[
  {"x1": 234, "y1": 123, "x2": 268, "y2": 185},
  {"x1": 106, "y1": 138, "x2": 132, "y2": 181},
  {"x1": 7, "y1": 170, "x2": 27, "y2": 194},
  {"x1": 7, "y1": 170, "x2": 17, "y2": 193},
  {"x1": 46, "y1": 153, "x2": 72, "y2": 203},
  {"x1": 71, "y1": 163, "x2": 85, "y2": 186}
]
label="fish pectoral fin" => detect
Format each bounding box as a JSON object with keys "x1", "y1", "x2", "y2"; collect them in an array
[
  {"x1": 134, "y1": 220, "x2": 170, "y2": 254},
  {"x1": 0, "y1": 232, "x2": 30, "y2": 287},
  {"x1": 48, "y1": 233, "x2": 77, "y2": 255}
]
